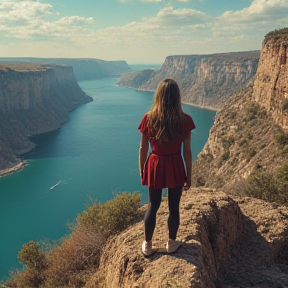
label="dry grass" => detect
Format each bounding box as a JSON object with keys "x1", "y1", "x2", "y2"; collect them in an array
[{"x1": 0, "y1": 63, "x2": 48, "y2": 72}]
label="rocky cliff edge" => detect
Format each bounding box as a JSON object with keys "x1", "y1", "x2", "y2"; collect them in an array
[
  {"x1": 0, "y1": 63, "x2": 92, "y2": 174},
  {"x1": 85, "y1": 188, "x2": 288, "y2": 288}
]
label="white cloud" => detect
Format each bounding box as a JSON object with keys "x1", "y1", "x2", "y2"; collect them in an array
[
  {"x1": 0, "y1": 0, "x2": 285, "y2": 62},
  {"x1": 0, "y1": 0, "x2": 94, "y2": 39},
  {"x1": 154, "y1": 6, "x2": 211, "y2": 25},
  {"x1": 0, "y1": 0, "x2": 52, "y2": 26},
  {"x1": 219, "y1": 0, "x2": 288, "y2": 23}
]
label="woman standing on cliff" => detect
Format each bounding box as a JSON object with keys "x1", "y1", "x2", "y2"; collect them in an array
[{"x1": 138, "y1": 78, "x2": 195, "y2": 256}]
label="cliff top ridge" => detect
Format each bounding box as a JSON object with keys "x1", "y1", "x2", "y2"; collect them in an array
[
  {"x1": 0, "y1": 63, "x2": 56, "y2": 72},
  {"x1": 165, "y1": 50, "x2": 260, "y2": 61},
  {"x1": 264, "y1": 27, "x2": 288, "y2": 43}
]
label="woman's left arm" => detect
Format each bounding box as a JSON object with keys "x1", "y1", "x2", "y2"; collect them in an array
[
  {"x1": 183, "y1": 132, "x2": 192, "y2": 190},
  {"x1": 139, "y1": 133, "x2": 149, "y2": 177}
]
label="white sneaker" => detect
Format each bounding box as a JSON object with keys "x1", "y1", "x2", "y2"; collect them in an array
[
  {"x1": 166, "y1": 239, "x2": 182, "y2": 254},
  {"x1": 142, "y1": 241, "x2": 153, "y2": 257}
]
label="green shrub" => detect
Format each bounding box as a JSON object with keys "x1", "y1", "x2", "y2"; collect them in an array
[
  {"x1": 221, "y1": 135, "x2": 235, "y2": 150},
  {"x1": 239, "y1": 139, "x2": 248, "y2": 147},
  {"x1": 5, "y1": 242, "x2": 47, "y2": 288},
  {"x1": 248, "y1": 149, "x2": 257, "y2": 158},
  {"x1": 221, "y1": 151, "x2": 230, "y2": 161},
  {"x1": 77, "y1": 192, "x2": 141, "y2": 238},
  {"x1": 254, "y1": 162, "x2": 262, "y2": 170},
  {"x1": 282, "y1": 145, "x2": 288, "y2": 154},
  {"x1": 247, "y1": 133, "x2": 253, "y2": 140},
  {"x1": 44, "y1": 192, "x2": 140, "y2": 287},
  {"x1": 196, "y1": 176, "x2": 205, "y2": 187},
  {"x1": 5, "y1": 192, "x2": 141, "y2": 288},
  {"x1": 275, "y1": 132, "x2": 288, "y2": 145},
  {"x1": 283, "y1": 99, "x2": 288, "y2": 111},
  {"x1": 276, "y1": 162, "x2": 288, "y2": 183},
  {"x1": 260, "y1": 143, "x2": 266, "y2": 150},
  {"x1": 246, "y1": 102, "x2": 260, "y2": 120},
  {"x1": 246, "y1": 171, "x2": 280, "y2": 202},
  {"x1": 18, "y1": 241, "x2": 47, "y2": 272},
  {"x1": 245, "y1": 162, "x2": 288, "y2": 204}
]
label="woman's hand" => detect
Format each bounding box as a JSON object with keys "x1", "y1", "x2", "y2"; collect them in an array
[{"x1": 183, "y1": 177, "x2": 191, "y2": 191}]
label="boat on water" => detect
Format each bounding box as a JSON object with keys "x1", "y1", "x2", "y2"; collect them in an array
[{"x1": 49, "y1": 180, "x2": 61, "y2": 190}]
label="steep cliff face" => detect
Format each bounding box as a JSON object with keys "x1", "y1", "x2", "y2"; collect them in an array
[
  {"x1": 0, "y1": 58, "x2": 131, "y2": 81},
  {"x1": 0, "y1": 64, "x2": 92, "y2": 172},
  {"x1": 252, "y1": 32, "x2": 288, "y2": 130},
  {"x1": 118, "y1": 51, "x2": 259, "y2": 110},
  {"x1": 192, "y1": 30, "x2": 288, "y2": 191}
]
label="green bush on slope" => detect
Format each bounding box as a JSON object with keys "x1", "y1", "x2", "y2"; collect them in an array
[
  {"x1": 4, "y1": 192, "x2": 141, "y2": 288},
  {"x1": 246, "y1": 162, "x2": 288, "y2": 204},
  {"x1": 77, "y1": 192, "x2": 141, "y2": 238}
]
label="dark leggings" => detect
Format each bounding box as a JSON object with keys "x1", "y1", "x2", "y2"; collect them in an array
[{"x1": 144, "y1": 185, "x2": 182, "y2": 242}]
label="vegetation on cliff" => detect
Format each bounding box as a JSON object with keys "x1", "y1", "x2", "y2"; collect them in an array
[
  {"x1": 4, "y1": 189, "x2": 288, "y2": 288},
  {"x1": 193, "y1": 28, "x2": 288, "y2": 205},
  {"x1": 264, "y1": 27, "x2": 288, "y2": 43},
  {"x1": 3, "y1": 192, "x2": 140, "y2": 288}
]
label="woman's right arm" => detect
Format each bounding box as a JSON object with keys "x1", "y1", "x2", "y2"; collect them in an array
[
  {"x1": 183, "y1": 133, "x2": 192, "y2": 190},
  {"x1": 139, "y1": 132, "x2": 149, "y2": 177}
]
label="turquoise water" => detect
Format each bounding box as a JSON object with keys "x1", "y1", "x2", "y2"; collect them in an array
[{"x1": 0, "y1": 76, "x2": 216, "y2": 280}]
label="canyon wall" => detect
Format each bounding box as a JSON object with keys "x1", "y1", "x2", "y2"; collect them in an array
[
  {"x1": 0, "y1": 58, "x2": 131, "y2": 82},
  {"x1": 192, "y1": 30, "x2": 288, "y2": 191},
  {"x1": 252, "y1": 33, "x2": 288, "y2": 131},
  {"x1": 0, "y1": 63, "x2": 92, "y2": 173},
  {"x1": 118, "y1": 51, "x2": 259, "y2": 110}
]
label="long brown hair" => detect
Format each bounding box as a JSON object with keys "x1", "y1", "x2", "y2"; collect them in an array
[{"x1": 147, "y1": 78, "x2": 185, "y2": 142}]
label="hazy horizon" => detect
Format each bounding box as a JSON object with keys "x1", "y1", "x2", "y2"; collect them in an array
[{"x1": 0, "y1": 0, "x2": 287, "y2": 63}]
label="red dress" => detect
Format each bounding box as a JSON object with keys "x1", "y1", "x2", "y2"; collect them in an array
[{"x1": 138, "y1": 113, "x2": 195, "y2": 189}]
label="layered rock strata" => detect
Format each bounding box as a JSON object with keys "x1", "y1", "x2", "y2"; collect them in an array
[
  {"x1": 192, "y1": 30, "x2": 288, "y2": 191},
  {"x1": 0, "y1": 63, "x2": 92, "y2": 173},
  {"x1": 252, "y1": 33, "x2": 288, "y2": 131},
  {"x1": 118, "y1": 51, "x2": 259, "y2": 110}
]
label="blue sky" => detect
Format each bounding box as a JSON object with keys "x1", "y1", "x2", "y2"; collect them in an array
[{"x1": 0, "y1": 0, "x2": 287, "y2": 63}]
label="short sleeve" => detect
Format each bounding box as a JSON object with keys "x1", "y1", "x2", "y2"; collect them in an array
[
  {"x1": 138, "y1": 113, "x2": 148, "y2": 134},
  {"x1": 187, "y1": 114, "x2": 196, "y2": 131}
]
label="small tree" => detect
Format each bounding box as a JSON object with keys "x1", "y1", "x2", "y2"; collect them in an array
[{"x1": 18, "y1": 241, "x2": 47, "y2": 272}]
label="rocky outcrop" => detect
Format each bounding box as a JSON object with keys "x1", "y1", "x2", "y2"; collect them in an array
[
  {"x1": 0, "y1": 58, "x2": 131, "y2": 81},
  {"x1": 252, "y1": 31, "x2": 288, "y2": 131},
  {"x1": 85, "y1": 188, "x2": 288, "y2": 288},
  {"x1": 118, "y1": 51, "x2": 259, "y2": 110},
  {"x1": 0, "y1": 63, "x2": 92, "y2": 173},
  {"x1": 192, "y1": 29, "x2": 288, "y2": 191}
]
